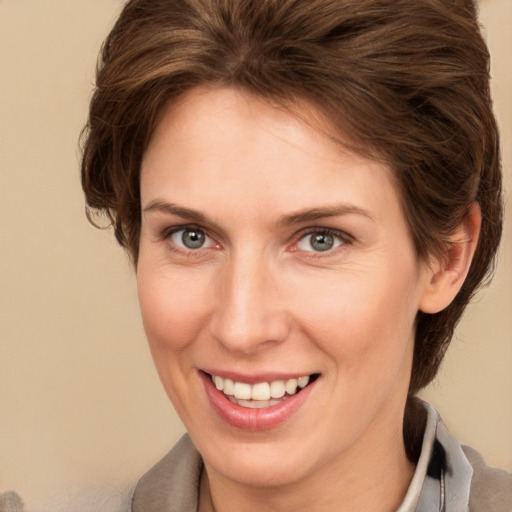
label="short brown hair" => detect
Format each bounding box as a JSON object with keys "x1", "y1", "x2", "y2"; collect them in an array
[{"x1": 81, "y1": 0, "x2": 502, "y2": 393}]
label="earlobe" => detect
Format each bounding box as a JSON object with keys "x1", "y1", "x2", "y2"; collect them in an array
[{"x1": 419, "y1": 203, "x2": 481, "y2": 314}]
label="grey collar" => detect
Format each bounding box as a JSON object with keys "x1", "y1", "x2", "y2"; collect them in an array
[{"x1": 398, "y1": 402, "x2": 473, "y2": 512}]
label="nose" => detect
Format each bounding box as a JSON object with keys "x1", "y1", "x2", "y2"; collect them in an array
[{"x1": 208, "y1": 249, "x2": 290, "y2": 355}]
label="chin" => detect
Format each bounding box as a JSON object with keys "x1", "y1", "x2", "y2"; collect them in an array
[{"x1": 201, "y1": 437, "x2": 322, "y2": 488}]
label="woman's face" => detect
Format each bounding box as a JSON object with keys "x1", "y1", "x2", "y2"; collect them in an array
[{"x1": 137, "y1": 87, "x2": 432, "y2": 488}]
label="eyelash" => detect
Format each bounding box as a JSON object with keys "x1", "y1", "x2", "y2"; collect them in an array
[
  {"x1": 160, "y1": 225, "x2": 352, "y2": 257},
  {"x1": 160, "y1": 224, "x2": 218, "y2": 256},
  {"x1": 293, "y1": 228, "x2": 352, "y2": 256}
]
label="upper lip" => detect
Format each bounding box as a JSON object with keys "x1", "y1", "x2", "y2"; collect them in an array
[{"x1": 200, "y1": 369, "x2": 317, "y2": 384}]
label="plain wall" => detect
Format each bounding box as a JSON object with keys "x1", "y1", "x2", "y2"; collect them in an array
[{"x1": 0, "y1": 1, "x2": 510, "y2": 511}]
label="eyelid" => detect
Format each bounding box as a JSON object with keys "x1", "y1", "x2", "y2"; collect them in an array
[
  {"x1": 290, "y1": 227, "x2": 352, "y2": 254},
  {"x1": 158, "y1": 223, "x2": 351, "y2": 255},
  {"x1": 162, "y1": 224, "x2": 219, "y2": 250}
]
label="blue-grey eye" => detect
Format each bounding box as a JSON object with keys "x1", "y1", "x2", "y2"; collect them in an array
[
  {"x1": 297, "y1": 231, "x2": 343, "y2": 252},
  {"x1": 170, "y1": 228, "x2": 210, "y2": 249}
]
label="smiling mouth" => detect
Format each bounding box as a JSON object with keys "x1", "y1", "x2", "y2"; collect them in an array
[{"x1": 208, "y1": 373, "x2": 319, "y2": 409}]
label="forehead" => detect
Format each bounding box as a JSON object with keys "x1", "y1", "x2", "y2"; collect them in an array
[
  {"x1": 146, "y1": 86, "x2": 350, "y2": 168},
  {"x1": 141, "y1": 86, "x2": 404, "y2": 229}
]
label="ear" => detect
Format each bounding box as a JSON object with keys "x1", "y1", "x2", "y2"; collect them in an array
[{"x1": 419, "y1": 203, "x2": 481, "y2": 314}]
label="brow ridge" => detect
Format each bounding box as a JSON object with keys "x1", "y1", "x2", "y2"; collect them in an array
[
  {"x1": 143, "y1": 200, "x2": 209, "y2": 224},
  {"x1": 277, "y1": 204, "x2": 375, "y2": 227},
  {"x1": 144, "y1": 199, "x2": 374, "y2": 229}
]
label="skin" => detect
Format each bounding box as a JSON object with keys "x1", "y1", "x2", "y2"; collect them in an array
[{"x1": 136, "y1": 87, "x2": 479, "y2": 512}]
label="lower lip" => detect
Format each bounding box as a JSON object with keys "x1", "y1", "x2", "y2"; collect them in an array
[{"x1": 200, "y1": 372, "x2": 316, "y2": 431}]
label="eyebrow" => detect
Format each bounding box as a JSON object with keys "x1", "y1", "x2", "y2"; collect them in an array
[
  {"x1": 276, "y1": 204, "x2": 375, "y2": 227},
  {"x1": 143, "y1": 200, "x2": 210, "y2": 225},
  {"x1": 143, "y1": 199, "x2": 375, "y2": 228}
]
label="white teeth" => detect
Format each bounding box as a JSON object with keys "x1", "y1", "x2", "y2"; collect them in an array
[
  {"x1": 235, "y1": 398, "x2": 285, "y2": 408},
  {"x1": 251, "y1": 382, "x2": 271, "y2": 401},
  {"x1": 285, "y1": 378, "x2": 298, "y2": 395},
  {"x1": 270, "y1": 380, "x2": 286, "y2": 398},
  {"x1": 211, "y1": 373, "x2": 313, "y2": 407},
  {"x1": 213, "y1": 375, "x2": 224, "y2": 391},
  {"x1": 223, "y1": 378, "x2": 234, "y2": 396},
  {"x1": 298, "y1": 376, "x2": 310, "y2": 388},
  {"x1": 233, "y1": 382, "x2": 252, "y2": 400}
]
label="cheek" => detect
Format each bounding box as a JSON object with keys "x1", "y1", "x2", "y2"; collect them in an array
[
  {"x1": 136, "y1": 265, "x2": 214, "y2": 417},
  {"x1": 137, "y1": 265, "x2": 213, "y2": 352},
  {"x1": 289, "y1": 264, "x2": 419, "y2": 369}
]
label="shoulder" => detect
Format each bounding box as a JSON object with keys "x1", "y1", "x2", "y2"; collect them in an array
[
  {"x1": 463, "y1": 445, "x2": 512, "y2": 512},
  {"x1": 131, "y1": 434, "x2": 202, "y2": 512},
  {"x1": 416, "y1": 401, "x2": 511, "y2": 512}
]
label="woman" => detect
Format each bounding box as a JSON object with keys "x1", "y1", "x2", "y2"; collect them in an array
[{"x1": 81, "y1": 0, "x2": 511, "y2": 510}]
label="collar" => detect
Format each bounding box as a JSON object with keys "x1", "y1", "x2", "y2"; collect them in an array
[{"x1": 398, "y1": 402, "x2": 473, "y2": 512}]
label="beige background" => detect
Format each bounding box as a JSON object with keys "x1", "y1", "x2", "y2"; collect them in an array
[{"x1": 0, "y1": 1, "x2": 510, "y2": 511}]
